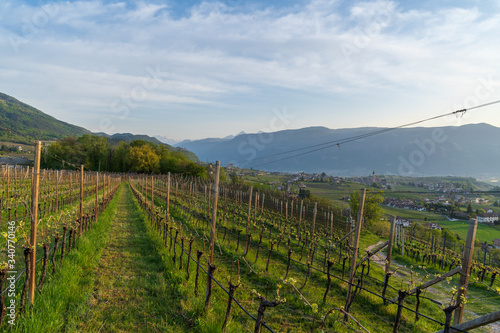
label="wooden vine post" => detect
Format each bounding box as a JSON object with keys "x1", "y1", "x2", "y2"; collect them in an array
[
  {"x1": 166, "y1": 172, "x2": 170, "y2": 221},
  {"x1": 298, "y1": 199, "x2": 303, "y2": 243},
  {"x1": 79, "y1": 165, "x2": 84, "y2": 237},
  {"x1": 382, "y1": 216, "x2": 396, "y2": 301},
  {"x1": 244, "y1": 186, "x2": 253, "y2": 256},
  {"x1": 205, "y1": 161, "x2": 220, "y2": 308},
  {"x1": 453, "y1": 218, "x2": 478, "y2": 325},
  {"x1": 95, "y1": 171, "x2": 99, "y2": 226},
  {"x1": 29, "y1": 141, "x2": 41, "y2": 305},
  {"x1": 344, "y1": 188, "x2": 366, "y2": 321},
  {"x1": 308, "y1": 202, "x2": 318, "y2": 260}
]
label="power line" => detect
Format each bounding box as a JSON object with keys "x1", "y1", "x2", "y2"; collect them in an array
[{"x1": 245, "y1": 100, "x2": 500, "y2": 168}]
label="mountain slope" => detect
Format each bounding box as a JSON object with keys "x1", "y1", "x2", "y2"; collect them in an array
[
  {"x1": 0, "y1": 92, "x2": 90, "y2": 143},
  {"x1": 0, "y1": 92, "x2": 199, "y2": 162},
  {"x1": 177, "y1": 124, "x2": 500, "y2": 177}
]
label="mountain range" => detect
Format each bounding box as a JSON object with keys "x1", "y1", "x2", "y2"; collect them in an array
[
  {"x1": 177, "y1": 124, "x2": 500, "y2": 177},
  {"x1": 0, "y1": 92, "x2": 198, "y2": 161}
]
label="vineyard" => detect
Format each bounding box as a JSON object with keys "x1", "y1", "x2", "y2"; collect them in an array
[
  {"x1": 0, "y1": 156, "x2": 121, "y2": 329},
  {"x1": 0, "y1": 158, "x2": 499, "y2": 332},
  {"x1": 126, "y1": 164, "x2": 500, "y2": 333}
]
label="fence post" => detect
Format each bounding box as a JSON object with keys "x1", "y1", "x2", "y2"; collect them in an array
[
  {"x1": 308, "y1": 202, "x2": 318, "y2": 261},
  {"x1": 206, "y1": 161, "x2": 220, "y2": 308},
  {"x1": 244, "y1": 186, "x2": 253, "y2": 257},
  {"x1": 95, "y1": 171, "x2": 99, "y2": 225},
  {"x1": 166, "y1": 172, "x2": 170, "y2": 221},
  {"x1": 344, "y1": 188, "x2": 366, "y2": 321},
  {"x1": 453, "y1": 218, "x2": 478, "y2": 325},
  {"x1": 79, "y1": 165, "x2": 84, "y2": 237},
  {"x1": 28, "y1": 141, "x2": 41, "y2": 306},
  {"x1": 383, "y1": 216, "x2": 396, "y2": 302}
]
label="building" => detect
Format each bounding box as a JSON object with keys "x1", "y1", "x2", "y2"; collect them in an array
[
  {"x1": 0, "y1": 156, "x2": 30, "y2": 165},
  {"x1": 477, "y1": 213, "x2": 499, "y2": 224},
  {"x1": 425, "y1": 222, "x2": 442, "y2": 230},
  {"x1": 395, "y1": 218, "x2": 412, "y2": 227}
]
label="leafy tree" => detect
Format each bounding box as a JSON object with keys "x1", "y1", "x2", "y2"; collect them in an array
[
  {"x1": 349, "y1": 190, "x2": 384, "y2": 227},
  {"x1": 467, "y1": 204, "x2": 473, "y2": 214},
  {"x1": 299, "y1": 188, "x2": 311, "y2": 199},
  {"x1": 78, "y1": 134, "x2": 109, "y2": 170},
  {"x1": 42, "y1": 136, "x2": 86, "y2": 169},
  {"x1": 126, "y1": 144, "x2": 160, "y2": 173}
]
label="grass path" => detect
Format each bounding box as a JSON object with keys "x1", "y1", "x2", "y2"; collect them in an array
[{"x1": 77, "y1": 184, "x2": 187, "y2": 333}]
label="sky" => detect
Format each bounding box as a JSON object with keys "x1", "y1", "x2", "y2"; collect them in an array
[{"x1": 1, "y1": 0, "x2": 500, "y2": 142}]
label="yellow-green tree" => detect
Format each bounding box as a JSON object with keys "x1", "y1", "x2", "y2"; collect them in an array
[{"x1": 126, "y1": 144, "x2": 160, "y2": 173}]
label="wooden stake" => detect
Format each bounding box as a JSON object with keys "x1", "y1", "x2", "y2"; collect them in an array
[
  {"x1": 244, "y1": 186, "x2": 253, "y2": 256},
  {"x1": 344, "y1": 189, "x2": 366, "y2": 320},
  {"x1": 166, "y1": 172, "x2": 170, "y2": 221},
  {"x1": 308, "y1": 202, "x2": 317, "y2": 260},
  {"x1": 94, "y1": 172, "x2": 98, "y2": 225},
  {"x1": 29, "y1": 141, "x2": 41, "y2": 306},
  {"x1": 208, "y1": 161, "x2": 220, "y2": 264},
  {"x1": 79, "y1": 165, "x2": 84, "y2": 237},
  {"x1": 453, "y1": 219, "x2": 478, "y2": 325}
]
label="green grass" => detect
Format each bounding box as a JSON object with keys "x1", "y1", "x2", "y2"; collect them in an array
[
  {"x1": 434, "y1": 220, "x2": 500, "y2": 243},
  {"x1": 75, "y1": 183, "x2": 189, "y2": 332},
  {"x1": 382, "y1": 206, "x2": 446, "y2": 221},
  {"x1": 6, "y1": 185, "x2": 121, "y2": 332}
]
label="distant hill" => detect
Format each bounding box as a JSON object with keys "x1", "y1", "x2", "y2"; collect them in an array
[
  {"x1": 177, "y1": 124, "x2": 500, "y2": 177},
  {"x1": 0, "y1": 92, "x2": 90, "y2": 143},
  {"x1": 0, "y1": 92, "x2": 199, "y2": 162}
]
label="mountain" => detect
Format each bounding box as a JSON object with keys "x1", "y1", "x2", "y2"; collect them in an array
[
  {"x1": 0, "y1": 92, "x2": 199, "y2": 162},
  {"x1": 0, "y1": 92, "x2": 90, "y2": 143},
  {"x1": 177, "y1": 124, "x2": 500, "y2": 177},
  {"x1": 175, "y1": 131, "x2": 246, "y2": 148},
  {"x1": 154, "y1": 135, "x2": 179, "y2": 146}
]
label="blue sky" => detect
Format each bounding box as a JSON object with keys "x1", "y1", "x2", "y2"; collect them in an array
[{"x1": 1, "y1": 0, "x2": 500, "y2": 141}]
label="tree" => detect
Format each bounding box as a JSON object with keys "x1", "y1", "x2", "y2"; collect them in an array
[
  {"x1": 349, "y1": 190, "x2": 384, "y2": 227},
  {"x1": 126, "y1": 145, "x2": 160, "y2": 173},
  {"x1": 78, "y1": 134, "x2": 109, "y2": 170},
  {"x1": 494, "y1": 200, "x2": 499, "y2": 207},
  {"x1": 299, "y1": 188, "x2": 311, "y2": 199},
  {"x1": 467, "y1": 204, "x2": 473, "y2": 214}
]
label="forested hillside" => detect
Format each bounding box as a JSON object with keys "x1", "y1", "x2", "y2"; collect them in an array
[{"x1": 0, "y1": 92, "x2": 90, "y2": 143}]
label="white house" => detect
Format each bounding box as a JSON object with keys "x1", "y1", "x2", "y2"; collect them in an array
[{"x1": 477, "y1": 213, "x2": 499, "y2": 224}]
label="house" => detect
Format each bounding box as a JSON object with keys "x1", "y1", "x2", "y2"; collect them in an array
[
  {"x1": 493, "y1": 239, "x2": 500, "y2": 249},
  {"x1": 395, "y1": 218, "x2": 412, "y2": 227},
  {"x1": 425, "y1": 222, "x2": 442, "y2": 230},
  {"x1": 477, "y1": 213, "x2": 499, "y2": 224}
]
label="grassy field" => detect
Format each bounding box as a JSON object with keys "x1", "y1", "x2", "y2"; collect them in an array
[{"x1": 436, "y1": 220, "x2": 500, "y2": 243}]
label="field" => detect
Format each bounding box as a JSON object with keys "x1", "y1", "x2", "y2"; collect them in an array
[
  {"x1": 436, "y1": 220, "x2": 500, "y2": 243},
  {"x1": 291, "y1": 179, "x2": 500, "y2": 244}
]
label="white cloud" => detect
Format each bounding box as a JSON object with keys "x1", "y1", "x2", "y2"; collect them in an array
[{"x1": 1, "y1": 0, "x2": 500, "y2": 138}]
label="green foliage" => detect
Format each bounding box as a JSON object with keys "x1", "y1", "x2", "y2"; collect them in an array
[
  {"x1": 349, "y1": 190, "x2": 384, "y2": 227},
  {"x1": 41, "y1": 135, "x2": 207, "y2": 177},
  {"x1": 299, "y1": 188, "x2": 311, "y2": 199},
  {"x1": 467, "y1": 204, "x2": 473, "y2": 214},
  {"x1": 0, "y1": 92, "x2": 90, "y2": 143}
]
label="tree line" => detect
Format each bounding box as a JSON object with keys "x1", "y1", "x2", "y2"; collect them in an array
[{"x1": 41, "y1": 135, "x2": 207, "y2": 178}]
